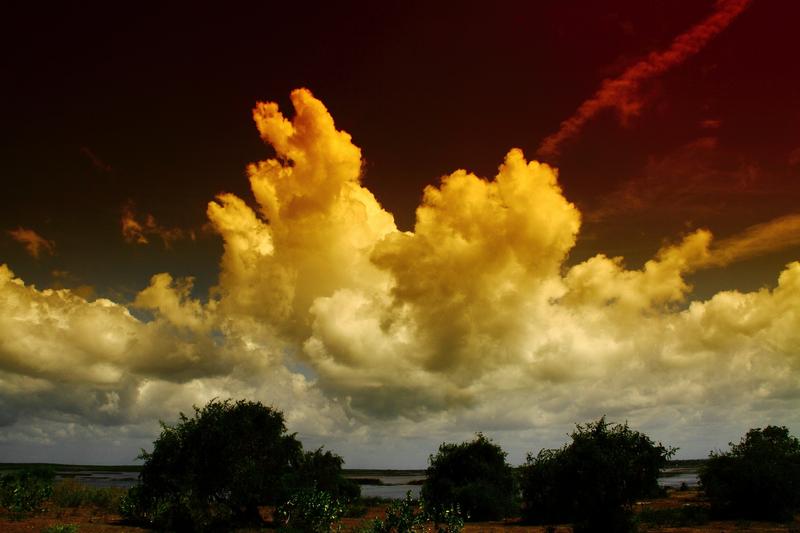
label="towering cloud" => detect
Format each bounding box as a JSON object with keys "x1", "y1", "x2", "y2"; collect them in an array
[
  {"x1": 537, "y1": 0, "x2": 752, "y2": 159},
  {"x1": 1, "y1": 89, "x2": 799, "y2": 464}
]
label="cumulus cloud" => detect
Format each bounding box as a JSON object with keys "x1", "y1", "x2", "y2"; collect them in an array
[
  {"x1": 537, "y1": 0, "x2": 752, "y2": 159},
  {"x1": 1, "y1": 88, "x2": 799, "y2": 465},
  {"x1": 7, "y1": 227, "x2": 55, "y2": 258}
]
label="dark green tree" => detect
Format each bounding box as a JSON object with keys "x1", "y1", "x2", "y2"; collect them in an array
[
  {"x1": 292, "y1": 447, "x2": 360, "y2": 502},
  {"x1": 128, "y1": 398, "x2": 357, "y2": 531},
  {"x1": 520, "y1": 417, "x2": 675, "y2": 533},
  {"x1": 700, "y1": 425, "x2": 800, "y2": 521},
  {"x1": 421, "y1": 433, "x2": 517, "y2": 521}
]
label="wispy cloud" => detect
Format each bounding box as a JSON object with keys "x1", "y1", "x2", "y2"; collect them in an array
[
  {"x1": 79, "y1": 146, "x2": 112, "y2": 173},
  {"x1": 2, "y1": 89, "x2": 799, "y2": 465},
  {"x1": 705, "y1": 214, "x2": 800, "y2": 267},
  {"x1": 537, "y1": 0, "x2": 751, "y2": 159},
  {"x1": 7, "y1": 227, "x2": 55, "y2": 258},
  {"x1": 587, "y1": 136, "x2": 762, "y2": 222},
  {"x1": 121, "y1": 203, "x2": 192, "y2": 249}
]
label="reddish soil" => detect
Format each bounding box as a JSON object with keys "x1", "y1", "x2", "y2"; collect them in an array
[{"x1": 2, "y1": 490, "x2": 799, "y2": 532}]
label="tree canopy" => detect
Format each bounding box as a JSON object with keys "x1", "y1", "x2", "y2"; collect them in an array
[
  {"x1": 129, "y1": 398, "x2": 357, "y2": 531},
  {"x1": 520, "y1": 417, "x2": 675, "y2": 533},
  {"x1": 700, "y1": 425, "x2": 800, "y2": 521},
  {"x1": 421, "y1": 433, "x2": 517, "y2": 521}
]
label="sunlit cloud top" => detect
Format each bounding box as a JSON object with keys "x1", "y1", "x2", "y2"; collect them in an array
[{"x1": 1, "y1": 87, "x2": 799, "y2": 466}]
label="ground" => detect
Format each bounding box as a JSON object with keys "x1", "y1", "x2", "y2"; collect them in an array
[{"x1": 2, "y1": 489, "x2": 799, "y2": 532}]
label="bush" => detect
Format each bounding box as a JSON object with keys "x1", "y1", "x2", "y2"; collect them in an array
[
  {"x1": 0, "y1": 466, "x2": 55, "y2": 516},
  {"x1": 51, "y1": 480, "x2": 125, "y2": 513},
  {"x1": 51, "y1": 480, "x2": 87, "y2": 508},
  {"x1": 699, "y1": 425, "x2": 800, "y2": 521},
  {"x1": 636, "y1": 505, "x2": 709, "y2": 527},
  {"x1": 421, "y1": 433, "x2": 517, "y2": 521},
  {"x1": 367, "y1": 492, "x2": 427, "y2": 533},
  {"x1": 360, "y1": 492, "x2": 463, "y2": 533},
  {"x1": 128, "y1": 398, "x2": 358, "y2": 531},
  {"x1": 275, "y1": 487, "x2": 345, "y2": 532},
  {"x1": 520, "y1": 417, "x2": 675, "y2": 533}
]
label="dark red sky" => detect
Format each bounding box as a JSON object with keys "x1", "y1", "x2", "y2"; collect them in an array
[{"x1": 2, "y1": 0, "x2": 799, "y2": 298}]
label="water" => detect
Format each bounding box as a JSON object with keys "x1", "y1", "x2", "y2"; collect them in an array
[
  {"x1": 57, "y1": 469, "x2": 700, "y2": 497},
  {"x1": 657, "y1": 469, "x2": 700, "y2": 488},
  {"x1": 56, "y1": 470, "x2": 139, "y2": 489},
  {"x1": 359, "y1": 471, "x2": 701, "y2": 499},
  {"x1": 355, "y1": 475, "x2": 425, "y2": 499}
]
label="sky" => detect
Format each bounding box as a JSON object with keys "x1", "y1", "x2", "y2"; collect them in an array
[{"x1": 1, "y1": 0, "x2": 799, "y2": 467}]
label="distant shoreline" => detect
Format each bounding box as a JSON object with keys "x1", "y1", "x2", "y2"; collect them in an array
[{"x1": 1, "y1": 459, "x2": 705, "y2": 474}]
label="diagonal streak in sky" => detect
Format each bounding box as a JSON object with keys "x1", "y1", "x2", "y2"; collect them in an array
[{"x1": 537, "y1": 0, "x2": 752, "y2": 159}]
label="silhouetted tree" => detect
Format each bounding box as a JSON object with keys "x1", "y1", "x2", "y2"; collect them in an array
[
  {"x1": 421, "y1": 433, "x2": 517, "y2": 521},
  {"x1": 520, "y1": 417, "x2": 675, "y2": 533},
  {"x1": 700, "y1": 425, "x2": 800, "y2": 521},
  {"x1": 127, "y1": 398, "x2": 357, "y2": 531}
]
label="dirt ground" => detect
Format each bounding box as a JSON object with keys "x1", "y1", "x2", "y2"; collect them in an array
[{"x1": 2, "y1": 489, "x2": 799, "y2": 532}]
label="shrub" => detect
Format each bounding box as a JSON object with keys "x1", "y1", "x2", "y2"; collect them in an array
[
  {"x1": 422, "y1": 499, "x2": 465, "y2": 533},
  {"x1": 51, "y1": 479, "x2": 87, "y2": 508},
  {"x1": 636, "y1": 505, "x2": 709, "y2": 527},
  {"x1": 275, "y1": 487, "x2": 345, "y2": 532},
  {"x1": 700, "y1": 425, "x2": 800, "y2": 521},
  {"x1": 51, "y1": 479, "x2": 125, "y2": 514},
  {"x1": 421, "y1": 433, "x2": 517, "y2": 521},
  {"x1": 368, "y1": 492, "x2": 427, "y2": 533},
  {"x1": 83, "y1": 486, "x2": 126, "y2": 513},
  {"x1": 520, "y1": 417, "x2": 675, "y2": 533},
  {"x1": 0, "y1": 466, "x2": 55, "y2": 515},
  {"x1": 128, "y1": 398, "x2": 357, "y2": 531}
]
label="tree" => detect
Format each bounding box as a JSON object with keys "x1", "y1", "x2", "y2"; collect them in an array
[
  {"x1": 292, "y1": 447, "x2": 361, "y2": 502},
  {"x1": 129, "y1": 398, "x2": 358, "y2": 531},
  {"x1": 700, "y1": 425, "x2": 800, "y2": 521},
  {"x1": 421, "y1": 433, "x2": 517, "y2": 521},
  {"x1": 520, "y1": 417, "x2": 675, "y2": 533}
]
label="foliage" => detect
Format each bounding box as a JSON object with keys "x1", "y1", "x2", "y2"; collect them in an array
[
  {"x1": 361, "y1": 492, "x2": 464, "y2": 533},
  {"x1": 51, "y1": 480, "x2": 125, "y2": 513},
  {"x1": 421, "y1": 433, "x2": 516, "y2": 521},
  {"x1": 41, "y1": 525, "x2": 79, "y2": 533},
  {"x1": 422, "y1": 499, "x2": 465, "y2": 533},
  {"x1": 0, "y1": 466, "x2": 55, "y2": 516},
  {"x1": 275, "y1": 487, "x2": 345, "y2": 532},
  {"x1": 290, "y1": 448, "x2": 360, "y2": 502},
  {"x1": 635, "y1": 505, "x2": 709, "y2": 527},
  {"x1": 368, "y1": 492, "x2": 427, "y2": 533},
  {"x1": 699, "y1": 425, "x2": 800, "y2": 521},
  {"x1": 128, "y1": 398, "x2": 357, "y2": 531},
  {"x1": 520, "y1": 417, "x2": 676, "y2": 533}
]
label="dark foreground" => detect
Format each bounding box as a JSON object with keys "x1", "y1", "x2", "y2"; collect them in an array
[{"x1": 2, "y1": 488, "x2": 799, "y2": 532}]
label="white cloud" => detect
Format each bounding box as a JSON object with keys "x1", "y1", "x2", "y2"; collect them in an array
[{"x1": 1, "y1": 89, "x2": 799, "y2": 466}]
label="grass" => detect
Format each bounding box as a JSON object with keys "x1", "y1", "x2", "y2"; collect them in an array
[
  {"x1": 51, "y1": 479, "x2": 127, "y2": 514},
  {"x1": 636, "y1": 505, "x2": 710, "y2": 527}
]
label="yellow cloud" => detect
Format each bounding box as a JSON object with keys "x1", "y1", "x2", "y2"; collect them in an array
[
  {"x1": 1, "y1": 89, "x2": 799, "y2": 463},
  {"x1": 121, "y1": 204, "x2": 187, "y2": 248},
  {"x1": 704, "y1": 214, "x2": 800, "y2": 267}
]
